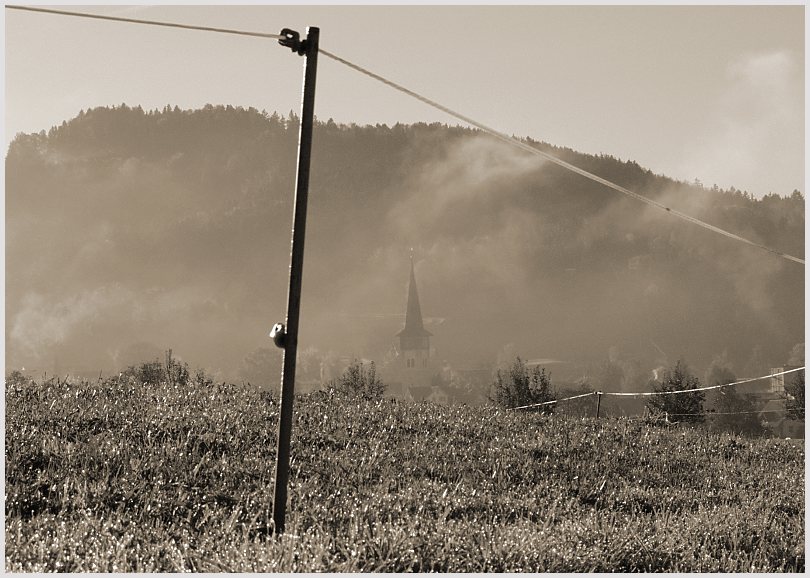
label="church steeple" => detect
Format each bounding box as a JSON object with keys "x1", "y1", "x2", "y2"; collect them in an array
[{"x1": 396, "y1": 251, "x2": 432, "y2": 350}]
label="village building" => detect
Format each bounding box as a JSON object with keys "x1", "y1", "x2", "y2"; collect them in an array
[
  {"x1": 768, "y1": 365, "x2": 802, "y2": 395},
  {"x1": 760, "y1": 365, "x2": 804, "y2": 438},
  {"x1": 378, "y1": 255, "x2": 491, "y2": 405},
  {"x1": 382, "y1": 255, "x2": 438, "y2": 393}
]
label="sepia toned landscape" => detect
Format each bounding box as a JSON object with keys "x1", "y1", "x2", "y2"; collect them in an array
[{"x1": 5, "y1": 4, "x2": 805, "y2": 573}]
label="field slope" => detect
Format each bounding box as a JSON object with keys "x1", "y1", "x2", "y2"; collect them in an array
[{"x1": 5, "y1": 377, "x2": 805, "y2": 572}]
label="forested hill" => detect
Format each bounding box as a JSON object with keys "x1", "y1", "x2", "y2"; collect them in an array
[{"x1": 5, "y1": 104, "x2": 805, "y2": 383}]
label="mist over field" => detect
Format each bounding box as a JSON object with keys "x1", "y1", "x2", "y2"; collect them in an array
[{"x1": 5, "y1": 105, "x2": 805, "y2": 387}]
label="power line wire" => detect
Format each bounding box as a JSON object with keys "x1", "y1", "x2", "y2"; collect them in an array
[
  {"x1": 7, "y1": 5, "x2": 804, "y2": 266},
  {"x1": 5, "y1": 5, "x2": 282, "y2": 40},
  {"x1": 319, "y1": 49, "x2": 804, "y2": 266}
]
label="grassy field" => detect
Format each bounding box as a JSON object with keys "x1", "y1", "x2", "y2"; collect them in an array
[{"x1": 5, "y1": 375, "x2": 805, "y2": 572}]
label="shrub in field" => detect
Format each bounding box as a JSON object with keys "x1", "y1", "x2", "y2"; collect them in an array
[
  {"x1": 491, "y1": 357, "x2": 555, "y2": 412},
  {"x1": 328, "y1": 360, "x2": 386, "y2": 401},
  {"x1": 785, "y1": 370, "x2": 804, "y2": 421},
  {"x1": 163, "y1": 349, "x2": 190, "y2": 386},
  {"x1": 5, "y1": 369, "x2": 31, "y2": 388},
  {"x1": 646, "y1": 360, "x2": 705, "y2": 423},
  {"x1": 119, "y1": 349, "x2": 191, "y2": 386},
  {"x1": 120, "y1": 359, "x2": 164, "y2": 384},
  {"x1": 194, "y1": 367, "x2": 215, "y2": 387}
]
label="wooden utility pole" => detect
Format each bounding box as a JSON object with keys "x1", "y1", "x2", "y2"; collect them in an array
[{"x1": 271, "y1": 26, "x2": 319, "y2": 535}]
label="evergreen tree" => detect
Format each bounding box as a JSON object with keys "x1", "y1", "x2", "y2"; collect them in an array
[
  {"x1": 329, "y1": 360, "x2": 386, "y2": 401},
  {"x1": 646, "y1": 360, "x2": 705, "y2": 423},
  {"x1": 492, "y1": 357, "x2": 555, "y2": 413}
]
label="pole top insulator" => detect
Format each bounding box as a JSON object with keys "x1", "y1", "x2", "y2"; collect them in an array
[{"x1": 279, "y1": 28, "x2": 306, "y2": 55}]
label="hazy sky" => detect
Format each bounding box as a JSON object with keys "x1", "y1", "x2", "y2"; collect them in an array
[{"x1": 4, "y1": 3, "x2": 805, "y2": 197}]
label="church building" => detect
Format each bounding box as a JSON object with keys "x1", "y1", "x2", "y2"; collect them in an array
[
  {"x1": 385, "y1": 255, "x2": 437, "y2": 393},
  {"x1": 381, "y1": 255, "x2": 486, "y2": 405}
]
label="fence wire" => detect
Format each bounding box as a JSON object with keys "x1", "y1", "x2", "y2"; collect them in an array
[{"x1": 510, "y1": 367, "x2": 804, "y2": 411}]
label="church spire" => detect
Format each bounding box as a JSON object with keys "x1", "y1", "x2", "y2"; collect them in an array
[{"x1": 397, "y1": 251, "x2": 432, "y2": 339}]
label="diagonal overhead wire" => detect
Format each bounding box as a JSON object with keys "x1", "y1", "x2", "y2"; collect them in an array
[
  {"x1": 5, "y1": 5, "x2": 283, "y2": 40},
  {"x1": 319, "y1": 49, "x2": 805, "y2": 266},
  {"x1": 7, "y1": 4, "x2": 805, "y2": 265}
]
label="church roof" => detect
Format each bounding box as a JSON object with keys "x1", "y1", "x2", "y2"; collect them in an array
[{"x1": 396, "y1": 256, "x2": 432, "y2": 338}]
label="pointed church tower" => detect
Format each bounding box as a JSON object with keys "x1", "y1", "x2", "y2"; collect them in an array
[{"x1": 396, "y1": 253, "x2": 433, "y2": 371}]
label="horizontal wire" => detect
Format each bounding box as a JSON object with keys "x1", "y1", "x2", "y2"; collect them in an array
[
  {"x1": 320, "y1": 49, "x2": 805, "y2": 266},
  {"x1": 510, "y1": 367, "x2": 804, "y2": 411},
  {"x1": 509, "y1": 391, "x2": 596, "y2": 411},
  {"x1": 602, "y1": 366, "x2": 804, "y2": 398},
  {"x1": 5, "y1": 5, "x2": 283, "y2": 39}
]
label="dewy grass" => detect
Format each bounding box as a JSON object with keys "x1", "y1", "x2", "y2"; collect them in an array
[{"x1": 5, "y1": 377, "x2": 805, "y2": 572}]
